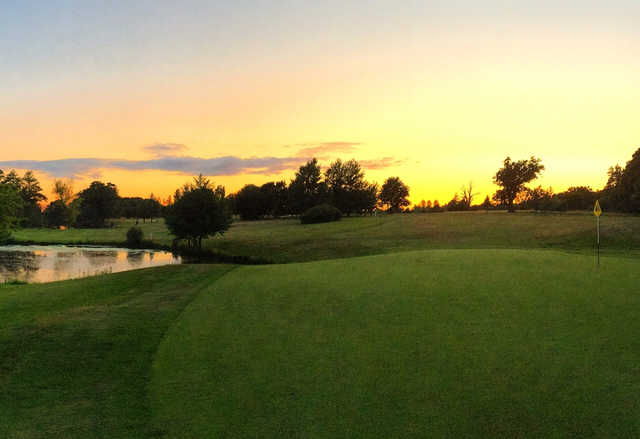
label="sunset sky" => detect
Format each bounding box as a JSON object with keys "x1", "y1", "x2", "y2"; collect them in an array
[{"x1": 2, "y1": 1, "x2": 639, "y2": 204}]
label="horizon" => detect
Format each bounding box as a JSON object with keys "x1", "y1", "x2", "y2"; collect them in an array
[{"x1": 2, "y1": 1, "x2": 639, "y2": 203}]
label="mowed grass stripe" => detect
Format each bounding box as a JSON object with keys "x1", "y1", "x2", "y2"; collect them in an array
[
  {"x1": 0, "y1": 264, "x2": 233, "y2": 439},
  {"x1": 151, "y1": 250, "x2": 640, "y2": 438}
]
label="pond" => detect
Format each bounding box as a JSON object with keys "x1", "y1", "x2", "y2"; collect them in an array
[{"x1": 0, "y1": 245, "x2": 181, "y2": 283}]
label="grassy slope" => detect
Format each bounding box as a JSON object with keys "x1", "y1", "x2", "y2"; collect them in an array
[
  {"x1": 152, "y1": 250, "x2": 640, "y2": 438},
  {"x1": 0, "y1": 264, "x2": 232, "y2": 439},
  {"x1": 12, "y1": 212, "x2": 640, "y2": 262}
]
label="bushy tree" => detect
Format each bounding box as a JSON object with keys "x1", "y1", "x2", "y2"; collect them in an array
[
  {"x1": 612, "y1": 148, "x2": 640, "y2": 213},
  {"x1": 288, "y1": 159, "x2": 327, "y2": 214},
  {"x1": 0, "y1": 169, "x2": 46, "y2": 227},
  {"x1": 260, "y1": 181, "x2": 288, "y2": 217},
  {"x1": 235, "y1": 184, "x2": 265, "y2": 220},
  {"x1": 493, "y1": 156, "x2": 544, "y2": 212},
  {"x1": 557, "y1": 186, "x2": 598, "y2": 211},
  {"x1": 379, "y1": 177, "x2": 410, "y2": 213},
  {"x1": 0, "y1": 183, "x2": 22, "y2": 240},
  {"x1": 165, "y1": 175, "x2": 232, "y2": 250},
  {"x1": 76, "y1": 181, "x2": 120, "y2": 227},
  {"x1": 44, "y1": 200, "x2": 74, "y2": 228}
]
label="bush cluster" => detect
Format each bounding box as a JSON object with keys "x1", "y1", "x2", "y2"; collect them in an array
[
  {"x1": 126, "y1": 226, "x2": 144, "y2": 248},
  {"x1": 300, "y1": 204, "x2": 342, "y2": 224}
]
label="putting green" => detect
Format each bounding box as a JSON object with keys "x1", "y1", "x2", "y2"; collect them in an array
[{"x1": 151, "y1": 249, "x2": 640, "y2": 438}]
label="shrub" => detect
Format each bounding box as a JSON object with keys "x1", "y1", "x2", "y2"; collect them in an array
[
  {"x1": 300, "y1": 204, "x2": 342, "y2": 224},
  {"x1": 126, "y1": 227, "x2": 144, "y2": 248}
]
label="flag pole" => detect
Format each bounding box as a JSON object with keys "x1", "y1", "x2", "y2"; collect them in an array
[{"x1": 597, "y1": 215, "x2": 600, "y2": 267}]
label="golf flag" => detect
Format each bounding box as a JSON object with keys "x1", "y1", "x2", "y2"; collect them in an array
[{"x1": 594, "y1": 200, "x2": 602, "y2": 217}]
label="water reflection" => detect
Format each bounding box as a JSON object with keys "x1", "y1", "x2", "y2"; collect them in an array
[{"x1": 0, "y1": 245, "x2": 181, "y2": 283}]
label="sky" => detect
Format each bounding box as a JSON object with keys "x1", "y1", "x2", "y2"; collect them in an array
[{"x1": 1, "y1": 0, "x2": 639, "y2": 204}]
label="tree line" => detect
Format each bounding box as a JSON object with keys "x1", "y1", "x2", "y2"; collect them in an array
[
  {"x1": 2, "y1": 147, "x2": 640, "y2": 241},
  {"x1": 229, "y1": 158, "x2": 410, "y2": 220}
]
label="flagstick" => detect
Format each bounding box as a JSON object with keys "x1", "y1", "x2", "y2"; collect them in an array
[{"x1": 597, "y1": 215, "x2": 600, "y2": 267}]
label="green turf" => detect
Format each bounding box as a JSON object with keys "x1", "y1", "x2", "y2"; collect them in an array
[
  {"x1": 151, "y1": 250, "x2": 640, "y2": 438},
  {"x1": 12, "y1": 212, "x2": 640, "y2": 263},
  {"x1": 0, "y1": 264, "x2": 233, "y2": 439}
]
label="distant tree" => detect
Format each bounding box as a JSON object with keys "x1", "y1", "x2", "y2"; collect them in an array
[
  {"x1": 493, "y1": 156, "x2": 544, "y2": 212},
  {"x1": 76, "y1": 181, "x2": 120, "y2": 227},
  {"x1": 432, "y1": 200, "x2": 441, "y2": 211},
  {"x1": 288, "y1": 158, "x2": 327, "y2": 214},
  {"x1": 18, "y1": 171, "x2": 46, "y2": 227},
  {"x1": 379, "y1": 177, "x2": 410, "y2": 213},
  {"x1": 260, "y1": 181, "x2": 289, "y2": 217},
  {"x1": 614, "y1": 148, "x2": 640, "y2": 213},
  {"x1": 460, "y1": 181, "x2": 478, "y2": 210},
  {"x1": 519, "y1": 186, "x2": 554, "y2": 211},
  {"x1": 235, "y1": 184, "x2": 266, "y2": 220},
  {"x1": 0, "y1": 183, "x2": 22, "y2": 240},
  {"x1": 482, "y1": 195, "x2": 492, "y2": 210},
  {"x1": 557, "y1": 186, "x2": 597, "y2": 211},
  {"x1": 446, "y1": 193, "x2": 466, "y2": 211},
  {"x1": 165, "y1": 175, "x2": 232, "y2": 250},
  {"x1": 44, "y1": 200, "x2": 74, "y2": 228},
  {"x1": 53, "y1": 179, "x2": 74, "y2": 205},
  {"x1": 601, "y1": 164, "x2": 624, "y2": 210}
]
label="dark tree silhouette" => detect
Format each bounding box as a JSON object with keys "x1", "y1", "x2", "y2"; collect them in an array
[
  {"x1": 235, "y1": 184, "x2": 265, "y2": 220},
  {"x1": 76, "y1": 181, "x2": 120, "y2": 227},
  {"x1": 165, "y1": 175, "x2": 232, "y2": 250},
  {"x1": 379, "y1": 177, "x2": 410, "y2": 213},
  {"x1": 288, "y1": 158, "x2": 327, "y2": 214},
  {"x1": 324, "y1": 159, "x2": 377, "y2": 215},
  {"x1": 614, "y1": 148, "x2": 640, "y2": 213},
  {"x1": 492, "y1": 156, "x2": 544, "y2": 212},
  {"x1": 0, "y1": 182, "x2": 22, "y2": 239}
]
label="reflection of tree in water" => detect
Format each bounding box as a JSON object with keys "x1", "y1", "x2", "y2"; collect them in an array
[
  {"x1": 126, "y1": 251, "x2": 145, "y2": 267},
  {"x1": 53, "y1": 251, "x2": 75, "y2": 273},
  {"x1": 0, "y1": 251, "x2": 41, "y2": 281},
  {"x1": 81, "y1": 250, "x2": 118, "y2": 267}
]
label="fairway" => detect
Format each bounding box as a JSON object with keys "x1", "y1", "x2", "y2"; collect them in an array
[{"x1": 152, "y1": 250, "x2": 640, "y2": 438}]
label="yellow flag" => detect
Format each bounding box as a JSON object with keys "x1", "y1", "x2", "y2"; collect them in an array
[{"x1": 594, "y1": 200, "x2": 602, "y2": 217}]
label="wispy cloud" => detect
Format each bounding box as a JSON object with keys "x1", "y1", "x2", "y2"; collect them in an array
[
  {"x1": 292, "y1": 141, "x2": 362, "y2": 158},
  {"x1": 0, "y1": 156, "x2": 303, "y2": 178},
  {"x1": 359, "y1": 157, "x2": 406, "y2": 170},
  {"x1": 0, "y1": 141, "x2": 405, "y2": 179},
  {"x1": 142, "y1": 143, "x2": 188, "y2": 157}
]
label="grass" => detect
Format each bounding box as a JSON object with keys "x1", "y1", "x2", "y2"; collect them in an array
[
  {"x1": 0, "y1": 264, "x2": 233, "y2": 439},
  {"x1": 11, "y1": 211, "x2": 640, "y2": 263},
  {"x1": 151, "y1": 250, "x2": 640, "y2": 437},
  {"x1": 4, "y1": 213, "x2": 640, "y2": 437}
]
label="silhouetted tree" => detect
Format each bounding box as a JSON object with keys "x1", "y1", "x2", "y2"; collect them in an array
[
  {"x1": 0, "y1": 182, "x2": 22, "y2": 240},
  {"x1": 44, "y1": 200, "x2": 74, "y2": 228},
  {"x1": 493, "y1": 156, "x2": 544, "y2": 212},
  {"x1": 557, "y1": 186, "x2": 597, "y2": 211},
  {"x1": 165, "y1": 175, "x2": 232, "y2": 250},
  {"x1": 482, "y1": 195, "x2": 492, "y2": 211},
  {"x1": 235, "y1": 184, "x2": 266, "y2": 220},
  {"x1": 460, "y1": 181, "x2": 478, "y2": 210},
  {"x1": 613, "y1": 148, "x2": 640, "y2": 213},
  {"x1": 288, "y1": 158, "x2": 327, "y2": 214},
  {"x1": 76, "y1": 181, "x2": 120, "y2": 227},
  {"x1": 260, "y1": 181, "x2": 289, "y2": 217},
  {"x1": 379, "y1": 177, "x2": 410, "y2": 213}
]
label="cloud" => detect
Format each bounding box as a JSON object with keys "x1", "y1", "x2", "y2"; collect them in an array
[
  {"x1": 359, "y1": 157, "x2": 406, "y2": 170},
  {"x1": 0, "y1": 156, "x2": 303, "y2": 178},
  {"x1": 293, "y1": 141, "x2": 362, "y2": 158},
  {"x1": 142, "y1": 143, "x2": 188, "y2": 157}
]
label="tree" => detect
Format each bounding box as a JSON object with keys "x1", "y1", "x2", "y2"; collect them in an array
[
  {"x1": 379, "y1": 177, "x2": 410, "y2": 213},
  {"x1": 0, "y1": 183, "x2": 22, "y2": 240},
  {"x1": 614, "y1": 148, "x2": 640, "y2": 213},
  {"x1": 53, "y1": 179, "x2": 74, "y2": 205},
  {"x1": 165, "y1": 176, "x2": 232, "y2": 250},
  {"x1": 260, "y1": 181, "x2": 288, "y2": 217},
  {"x1": 481, "y1": 195, "x2": 492, "y2": 210},
  {"x1": 492, "y1": 156, "x2": 544, "y2": 212},
  {"x1": 44, "y1": 200, "x2": 74, "y2": 228},
  {"x1": 235, "y1": 184, "x2": 266, "y2": 220},
  {"x1": 19, "y1": 171, "x2": 46, "y2": 226},
  {"x1": 558, "y1": 186, "x2": 597, "y2": 211},
  {"x1": 76, "y1": 181, "x2": 120, "y2": 227},
  {"x1": 324, "y1": 159, "x2": 368, "y2": 215},
  {"x1": 288, "y1": 158, "x2": 327, "y2": 214}
]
